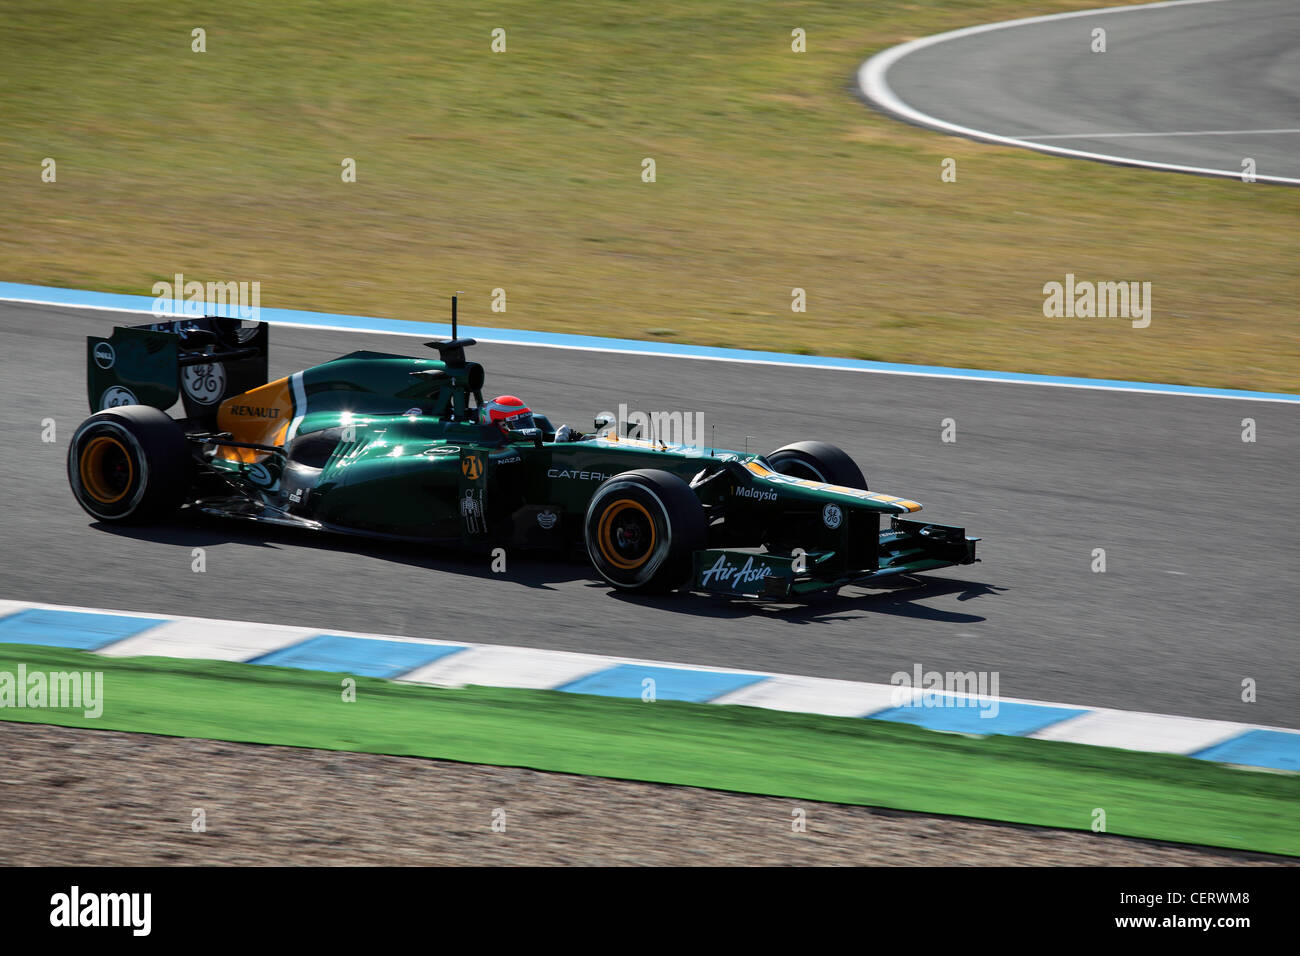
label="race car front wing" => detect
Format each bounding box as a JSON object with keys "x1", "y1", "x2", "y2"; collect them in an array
[{"x1": 690, "y1": 517, "x2": 980, "y2": 599}]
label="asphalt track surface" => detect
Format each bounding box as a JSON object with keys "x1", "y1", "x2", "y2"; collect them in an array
[
  {"x1": 1, "y1": 302, "x2": 1296, "y2": 728},
  {"x1": 865, "y1": 0, "x2": 1300, "y2": 183}
]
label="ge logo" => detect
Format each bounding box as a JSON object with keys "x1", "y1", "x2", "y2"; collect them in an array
[
  {"x1": 822, "y1": 502, "x2": 843, "y2": 529},
  {"x1": 461, "y1": 455, "x2": 483, "y2": 480},
  {"x1": 99, "y1": 386, "x2": 138, "y2": 409},
  {"x1": 181, "y1": 362, "x2": 227, "y2": 406}
]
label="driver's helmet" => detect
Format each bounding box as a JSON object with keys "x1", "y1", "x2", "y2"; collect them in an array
[{"x1": 481, "y1": 395, "x2": 534, "y2": 434}]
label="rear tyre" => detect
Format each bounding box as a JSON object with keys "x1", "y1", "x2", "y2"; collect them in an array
[
  {"x1": 765, "y1": 440, "x2": 867, "y2": 489},
  {"x1": 67, "y1": 405, "x2": 191, "y2": 523},
  {"x1": 585, "y1": 469, "x2": 706, "y2": 593}
]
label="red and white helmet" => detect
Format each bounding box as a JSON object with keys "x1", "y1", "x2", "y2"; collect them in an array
[{"x1": 480, "y1": 395, "x2": 534, "y2": 433}]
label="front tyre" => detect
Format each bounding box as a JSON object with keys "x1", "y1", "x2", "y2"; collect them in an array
[
  {"x1": 584, "y1": 469, "x2": 706, "y2": 593},
  {"x1": 67, "y1": 405, "x2": 191, "y2": 522},
  {"x1": 764, "y1": 440, "x2": 867, "y2": 489}
]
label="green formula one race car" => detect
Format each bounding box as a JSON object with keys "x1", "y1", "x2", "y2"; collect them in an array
[{"x1": 67, "y1": 310, "x2": 979, "y2": 599}]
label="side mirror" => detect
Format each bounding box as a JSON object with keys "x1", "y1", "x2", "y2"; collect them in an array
[{"x1": 511, "y1": 426, "x2": 544, "y2": 448}]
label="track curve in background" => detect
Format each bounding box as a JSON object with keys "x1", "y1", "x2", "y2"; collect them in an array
[{"x1": 859, "y1": 0, "x2": 1300, "y2": 185}]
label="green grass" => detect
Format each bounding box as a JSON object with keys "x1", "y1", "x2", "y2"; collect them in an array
[
  {"x1": 2, "y1": 644, "x2": 1296, "y2": 856},
  {"x1": 0, "y1": 1, "x2": 1296, "y2": 392}
]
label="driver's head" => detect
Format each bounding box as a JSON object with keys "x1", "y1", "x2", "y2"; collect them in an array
[{"x1": 481, "y1": 395, "x2": 534, "y2": 434}]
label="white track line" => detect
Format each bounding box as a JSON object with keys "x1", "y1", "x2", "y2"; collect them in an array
[
  {"x1": 1026, "y1": 127, "x2": 1300, "y2": 140},
  {"x1": 4, "y1": 292, "x2": 1297, "y2": 403},
  {"x1": 857, "y1": 0, "x2": 1300, "y2": 187}
]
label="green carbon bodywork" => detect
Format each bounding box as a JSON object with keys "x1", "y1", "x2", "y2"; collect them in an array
[{"x1": 85, "y1": 319, "x2": 980, "y2": 598}]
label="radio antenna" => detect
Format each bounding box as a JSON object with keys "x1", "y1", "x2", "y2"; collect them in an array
[
  {"x1": 451, "y1": 290, "x2": 468, "y2": 340},
  {"x1": 424, "y1": 291, "x2": 475, "y2": 365}
]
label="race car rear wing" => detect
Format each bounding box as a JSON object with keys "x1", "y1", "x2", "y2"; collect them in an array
[{"x1": 86, "y1": 317, "x2": 269, "y2": 418}]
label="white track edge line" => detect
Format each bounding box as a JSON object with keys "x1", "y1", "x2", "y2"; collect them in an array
[{"x1": 1, "y1": 294, "x2": 1295, "y2": 404}]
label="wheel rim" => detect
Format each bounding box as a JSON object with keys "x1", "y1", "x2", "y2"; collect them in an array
[
  {"x1": 596, "y1": 498, "x2": 656, "y2": 570},
  {"x1": 79, "y1": 435, "x2": 133, "y2": 504}
]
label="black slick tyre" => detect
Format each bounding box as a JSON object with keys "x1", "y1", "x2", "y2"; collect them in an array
[
  {"x1": 67, "y1": 405, "x2": 190, "y2": 523},
  {"x1": 584, "y1": 469, "x2": 706, "y2": 592}
]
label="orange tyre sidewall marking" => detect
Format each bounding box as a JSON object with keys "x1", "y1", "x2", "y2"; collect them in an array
[
  {"x1": 596, "y1": 498, "x2": 656, "y2": 570},
  {"x1": 79, "y1": 435, "x2": 133, "y2": 504}
]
